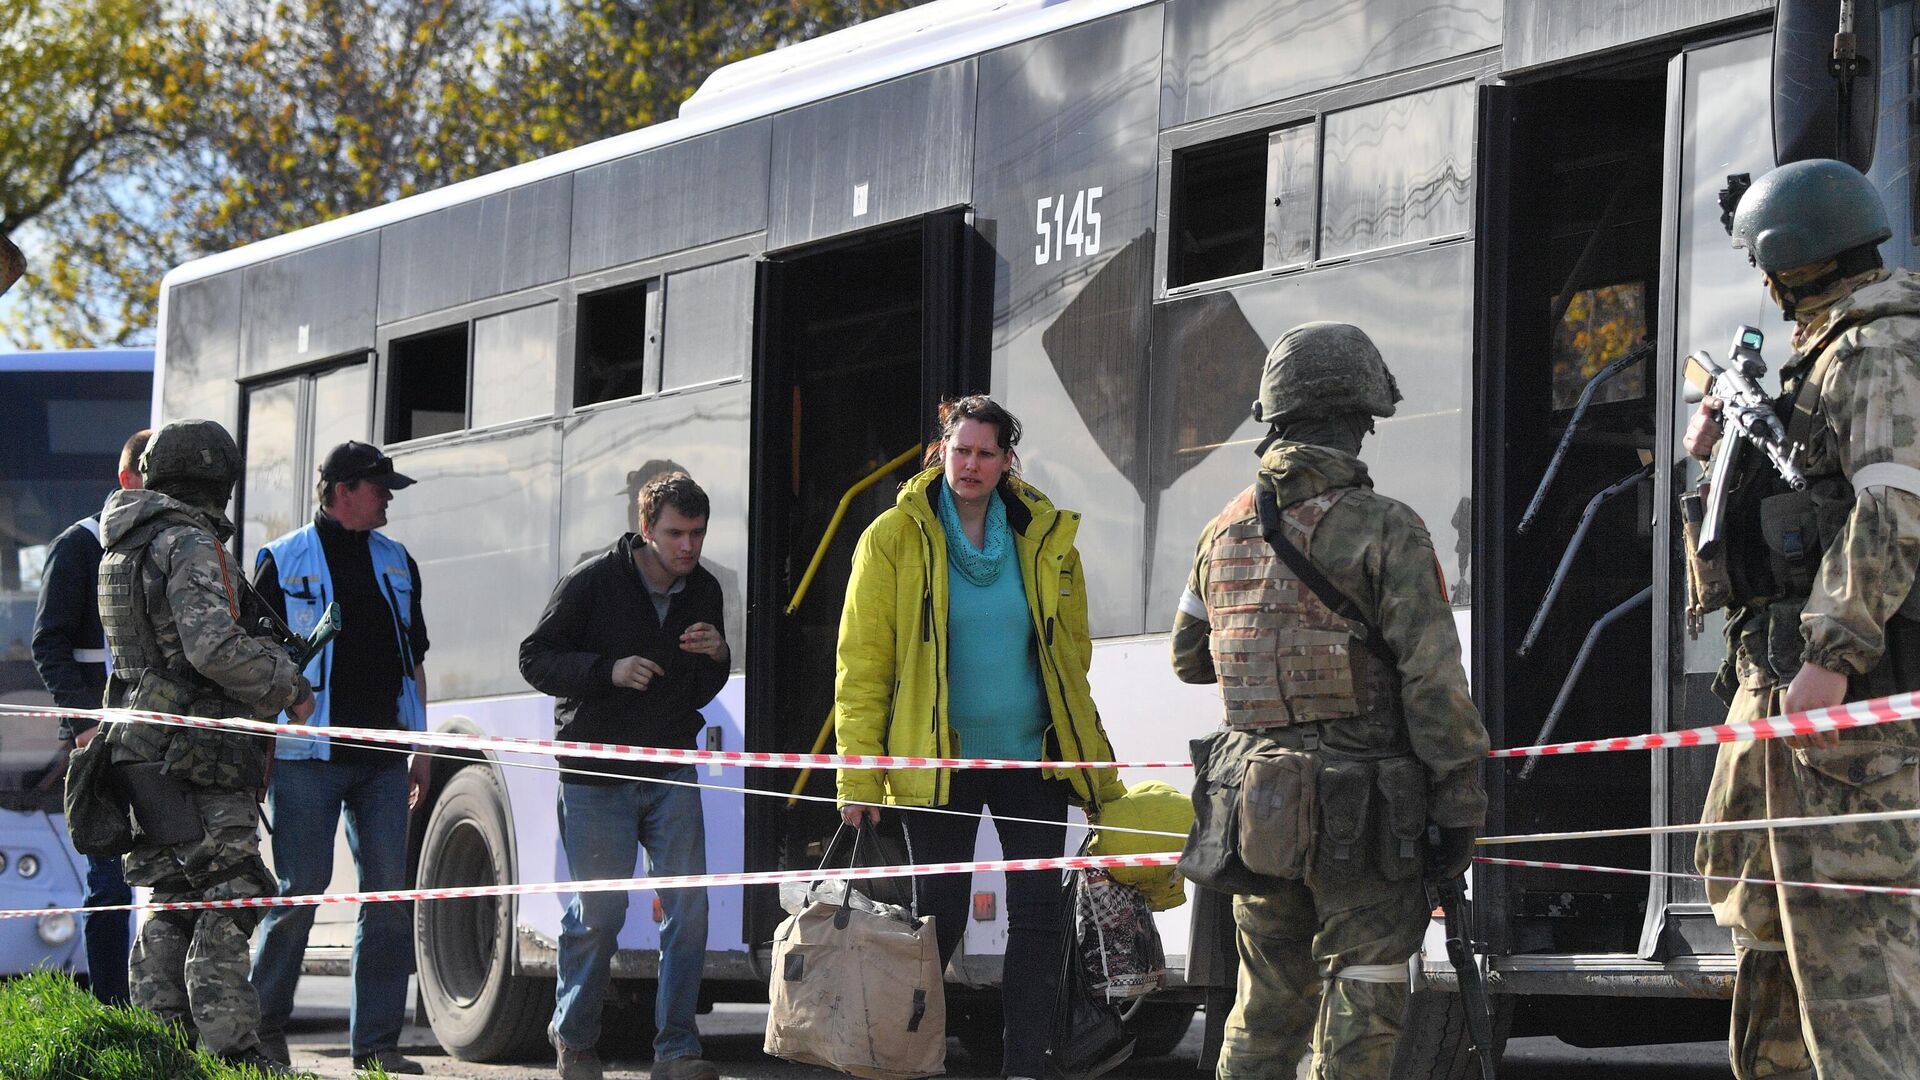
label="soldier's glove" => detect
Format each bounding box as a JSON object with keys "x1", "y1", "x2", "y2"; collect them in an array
[{"x1": 1425, "y1": 824, "x2": 1478, "y2": 883}]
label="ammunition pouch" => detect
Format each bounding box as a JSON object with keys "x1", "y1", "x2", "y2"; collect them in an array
[
  {"x1": 1764, "y1": 598, "x2": 1810, "y2": 684},
  {"x1": 1373, "y1": 757, "x2": 1429, "y2": 882},
  {"x1": 1759, "y1": 478, "x2": 1854, "y2": 596},
  {"x1": 161, "y1": 728, "x2": 268, "y2": 792},
  {"x1": 108, "y1": 762, "x2": 205, "y2": 846},
  {"x1": 1309, "y1": 753, "x2": 1427, "y2": 885},
  {"x1": 1680, "y1": 491, "x2": 1734, "y2": 617}
]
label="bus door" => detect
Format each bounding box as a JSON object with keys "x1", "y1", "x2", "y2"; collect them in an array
[
  {"x1": 744, "y1": 210, "x2": 989, "y2": 948},
  {"x1": 1649, "y1": 30, "x2": 1779, "y2": 964},
  {"x1": 1473, "y1": 23, "x2": 1779, "y2": 1043}
]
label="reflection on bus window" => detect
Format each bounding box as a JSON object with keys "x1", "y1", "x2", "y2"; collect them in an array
[{"x1": 1550, "y1": 281, "x2": 1650, "y2": 410}]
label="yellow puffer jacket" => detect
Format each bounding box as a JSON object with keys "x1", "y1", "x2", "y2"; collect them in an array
[
  {"x1": 834, "y1": 466, "x2": 1127, "y2": 810},
  {"x1": 1087, "y1": 781, "x2": 1194, "y2": 911}
]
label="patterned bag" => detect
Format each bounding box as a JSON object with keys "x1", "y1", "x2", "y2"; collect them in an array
[{"x1": 1075, "y1": 869, "x2": 1165, "y2": 1002}]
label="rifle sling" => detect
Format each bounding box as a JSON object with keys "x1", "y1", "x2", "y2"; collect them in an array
[{"x1": 1254, "y1": 487, "x2": 1398, "y2": 667}]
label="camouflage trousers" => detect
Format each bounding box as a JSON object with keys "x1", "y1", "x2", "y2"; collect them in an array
[
  {"x1": 1696, "y1": 683, "x2": 1920, "y2": 1080},
  {"x1": 123, "y1": 786, "x2": 276, "y2": 1058},
  {"x1": 1218, "y1": 868, "x2": 1428, "y2": 1079}
]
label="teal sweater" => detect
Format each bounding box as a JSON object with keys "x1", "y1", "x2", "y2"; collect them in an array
[{"x1": 944, "y1": 542, "x2": 1048, "y2": 761}]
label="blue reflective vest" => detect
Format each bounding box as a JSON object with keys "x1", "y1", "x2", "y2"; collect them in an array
[{"x1": 258, "y1": 524, "x2": 425, "y2": 760}]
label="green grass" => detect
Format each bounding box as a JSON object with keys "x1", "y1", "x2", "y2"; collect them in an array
[{"x1": 0, "y1": 970, "x2": 387, "y2": 1080}]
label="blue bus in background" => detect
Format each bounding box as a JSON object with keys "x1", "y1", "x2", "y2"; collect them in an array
[{"x1": 0, "y1": 348, "x2": 155, "y2": 980}]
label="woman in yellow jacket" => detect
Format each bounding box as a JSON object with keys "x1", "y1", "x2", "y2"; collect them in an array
[{"x1": 835, "y1": 395, "x2": 1124, "y2": 1080}]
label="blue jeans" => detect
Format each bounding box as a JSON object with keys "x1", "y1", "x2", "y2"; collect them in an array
[
  {"x1": 251, "y1": 757, "x2": 414, "y2": 1057},
  {"x1": 552, "y1": 769, "x2": 709, "y2": 1061},
  {"x1": 83, "y1": 854, "x2": 132, "y2": 1005}
]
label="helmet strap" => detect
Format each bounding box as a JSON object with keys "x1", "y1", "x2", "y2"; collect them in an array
[{"x1": 1769, "y1": 245, "x2": 1885, "y2": 321}]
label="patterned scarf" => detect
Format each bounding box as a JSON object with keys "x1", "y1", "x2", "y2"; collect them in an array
[{"x1": 937, "y1": 481, "x2": 1010, "y2": 587}]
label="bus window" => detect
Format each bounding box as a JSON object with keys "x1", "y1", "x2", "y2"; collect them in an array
[
  {"x1": 1550, "y1": 281, "x2": 1650, "y2": 410},
  {"x1": 1320, "y1": 81, "x2": 1475, "y2": 260},
  {"x1": 1168, "y1": 131, "x2": 1267, "y2": 287},
  {"x1": 575, "y1": 279, "x2": 660, "y2": 407},
  {"x1": 472, "y1": 302, "x2": 559, "y2": 428},
  {"x1": 387, "y1": 326, "x2": 469, "y2": 442},
  {"x1": 1263, "y1": 121, "x2": 1319, "y2": 270},
  {"x1": 661, "y1": 260, "x2": 752, "y2": 392},
  {"x1": 241, "y1": 379, "x2": 302, "y2": 572}
]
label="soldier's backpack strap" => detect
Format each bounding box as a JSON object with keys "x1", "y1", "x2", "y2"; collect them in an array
[{"x1": 1254, "y1": 487, "x2": 1398, "y2": 666}]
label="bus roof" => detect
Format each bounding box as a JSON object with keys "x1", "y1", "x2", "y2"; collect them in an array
[
  {"x1": 0, "y1": 348, "x2": 155, "y2": 373},
  {"x1": 158, "y1": 0, "x2": 1153, "y2": 293}
]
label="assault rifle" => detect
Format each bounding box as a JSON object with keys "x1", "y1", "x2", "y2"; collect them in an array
[
  {"x1": 1427, "y1": 831, "x2": 1498, "y2": 1080},
  {"x1": 1683, "y1": 325, "x2": 1808, "y2": 559},
  {"x1": 240, "y1": 580, "x2": 342, "y2": 671}
]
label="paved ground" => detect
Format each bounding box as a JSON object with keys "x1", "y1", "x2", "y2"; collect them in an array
[{"x1": 287, "y1": 976, "x2": 1735, "y2": 1079}]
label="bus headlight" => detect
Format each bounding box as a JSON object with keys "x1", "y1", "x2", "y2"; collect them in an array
[
  {"x1": 0, "y1": 851, "x2": 11, "y2": 875},
  {"x1": 36, "y1": 911, "x2": 75, "y2": 946},
  {"x1": 16, "y1": 855, "x2": 39, "y2": 880}
]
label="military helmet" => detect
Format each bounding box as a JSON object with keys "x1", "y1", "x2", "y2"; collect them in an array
[
  {"x1": 1732, "y1": 159, "x2": 1890, "y2": 273},
  {"x1": 1253, "y1": 322, "x2": 1401, "y2": 425},
  {"x1": 140, "y1": 419, "x2": 243, "y2": 491}
]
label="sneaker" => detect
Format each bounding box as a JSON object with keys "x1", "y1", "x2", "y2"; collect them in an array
[
  {"x1": 256, "y1": 1030, "x2": 291, "y2": 1066},
  {"x1": 354, "y1": 1048, "x2": 427, "y2": 1075},
  {"x1": 550, "y1": 1023, "x2": 605, "y2": 1080},
  {"x1": 651, "y1": 1058, "x2": 720, "y2": 1080}
]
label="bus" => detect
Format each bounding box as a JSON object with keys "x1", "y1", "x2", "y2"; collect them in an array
[
  {"x1": 149, "y1": 0, "x2": 1900, "y2": 1071},
  {"x1": 0, "y1": 347, "x2": 155, "y2": 981}
]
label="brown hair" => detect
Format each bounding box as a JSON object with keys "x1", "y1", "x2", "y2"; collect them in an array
[
  {"x1": 638, "y1": 471, "x2": 710, "y2": 529},
  {"x1": 119, "y1": 429, "x2": 152, "y2": 476},
  {"x1": 923, "y1": 395, "x2": 1022, "y2": 492}
]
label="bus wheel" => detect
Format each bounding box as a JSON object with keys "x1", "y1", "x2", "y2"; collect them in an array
[
  {"x1": 1390, "y1": 988, "x2": 1511, "y2": 1080},
  {"x1": 415, "y1": 766, "x2": 551, "y2": 1061},
  {"x1": 1126, "y1": 1001, "x2": 1198, "y2": 1058}
]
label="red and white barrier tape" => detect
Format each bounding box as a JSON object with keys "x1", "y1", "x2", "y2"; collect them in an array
[
  {"x1": 1478, "y1": 856, "x2": 1920, "y2": 899},
  {"x1": 0, "y1": 704, "x2": 1187, "y2": 771},
  {"x1": 7, "y1": 686, "x2": 1920, "y2": 773},
  {"x1": 0, "y1": 851, "x2": 1183, "y2": 922},
  {"x1": 1490, "y1": 689, "x2": 1920, "y2": 760}
]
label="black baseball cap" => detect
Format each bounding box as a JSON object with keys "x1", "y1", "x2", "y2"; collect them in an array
[{"x1": 319, "y1": 441, "x2": 415, "y2": 489}]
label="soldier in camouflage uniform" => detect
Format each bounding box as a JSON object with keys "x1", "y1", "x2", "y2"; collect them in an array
[
  {"x1": 1685, "y1": 160, "x2": 1920, "y2": 1080},
  {"x1": 1171, "y1": 323, "x2": 1489, "y2": 1079},
  {"x1": 96, "y1": 419, "x2": 314, "y2": 1073}
]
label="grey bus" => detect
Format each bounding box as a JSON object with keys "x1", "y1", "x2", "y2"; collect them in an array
[{"x1": 150, "y1": 0, "x2": 1906, "y2": 1073}]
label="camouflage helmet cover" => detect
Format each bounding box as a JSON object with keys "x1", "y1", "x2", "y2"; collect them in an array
[
  {"x1": 1732, "y1": 158, "x2": 1890, "y2": 273},
  {"x1": 1254, "y1": 321, "x2": 1402, "y2": 424},
  {"x1": 140, "y1": 419, "x2": 243, "y2": 491}
]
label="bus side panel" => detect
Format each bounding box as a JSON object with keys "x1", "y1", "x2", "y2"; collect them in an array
[
  {"x1": 1503, "y1": 0, "x2": 1770, "y2": 73},
  {"x1": 1161, "y1": 0, "x2": 1500, "y2": 128},
  {"x1": 451, "y1": 683, "x2": 751, "y2": 965},
  {"x1": 161, "y1": 272, "x2": 243, "y2": 428},
  {"x1": 973, "y1": 4, "x2": 1165, "y2": 639}
]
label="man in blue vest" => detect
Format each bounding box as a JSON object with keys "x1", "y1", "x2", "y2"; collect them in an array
[
  {"x1": 32, "y1": 427, "x2": 149, "y2": 1005},
  {"x1": 249, "y1": 441, "x2": 431, "y2": 1075}
]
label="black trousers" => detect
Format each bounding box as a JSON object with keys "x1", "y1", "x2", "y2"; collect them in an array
[{"x1": 902, "y1": 768, "x2": 1069, "y2": 1077}]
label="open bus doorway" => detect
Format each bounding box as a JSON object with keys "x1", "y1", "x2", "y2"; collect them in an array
[
  {"x1": 1473, "y1": 53, "x2": 1742, "y2": 1049},
  {"x1": 744, "y1": 212, "x2": 988, "y2": 950}
]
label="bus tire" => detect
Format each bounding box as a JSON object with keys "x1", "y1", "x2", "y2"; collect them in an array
[
  {"x1": 415, "y1": 765, "x2": 551, "y2": 1061},
  {"x1": 1389, "y1": 988, "x2": 1511, "y2": 1080}
]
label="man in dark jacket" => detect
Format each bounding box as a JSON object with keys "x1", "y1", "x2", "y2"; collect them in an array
[
  {"x1": 521, "y1": 471, "x2": 728, "y2": 1080},
  {"x1": 32, "y1": 427, "x2": 147, "y2": 1005}
]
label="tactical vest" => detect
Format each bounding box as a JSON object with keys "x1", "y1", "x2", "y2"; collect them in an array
[
  {"x1": 98, "y1": 515, "x2": 256, "y2": 772},
  {"x1": 1202, "y1": 485, "x2": 1401, "y2": 730}
]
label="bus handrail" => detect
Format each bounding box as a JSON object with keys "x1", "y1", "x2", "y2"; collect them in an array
[{"x1": 784, "y1": 444, "x2": 923, "y2": 616}]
